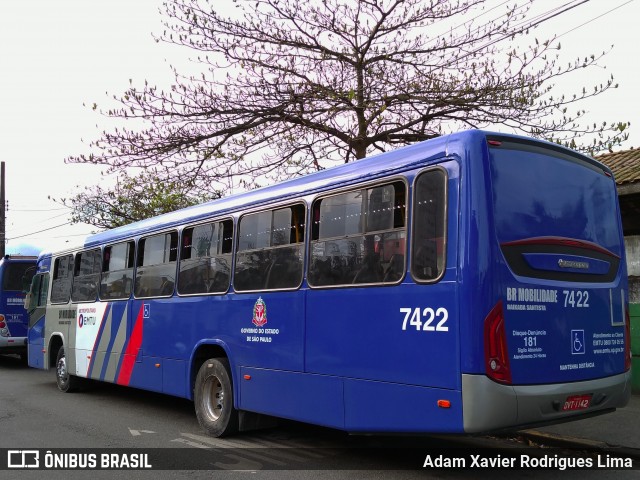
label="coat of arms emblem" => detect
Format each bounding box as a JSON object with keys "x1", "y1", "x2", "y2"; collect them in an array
[{"x1": 252, "y1": 297, "x2": 268, "y2": 327}]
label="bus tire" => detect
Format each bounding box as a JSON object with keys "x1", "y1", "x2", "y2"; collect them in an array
[
  {"x1": 194, "y1": 357, "x2": 238, "y2": 437},
  {"x1": 55, "y1": 347, "x2": 80, "y2": 393}
]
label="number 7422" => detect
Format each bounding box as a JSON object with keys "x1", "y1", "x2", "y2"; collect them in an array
[
  {"x1": 563, "y1": 290, "x2": 589, "y2": 308},
  {"x1": 400, "y1": 307, "x2": 449, "y2": 331}
]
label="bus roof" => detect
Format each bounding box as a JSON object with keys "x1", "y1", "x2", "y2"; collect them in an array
[
  {"x1": 0, "y1": 255, "x2": 38, "y2": 262},
  {"x1": 55, "y1": 130, "x2": 605, "y2": 252}
]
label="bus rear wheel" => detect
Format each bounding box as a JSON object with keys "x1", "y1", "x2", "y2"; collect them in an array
[
  {"x1": 194, "y1": 358, "x2": 238, "y2": 437},
  {"x1": 56, "y1": 347, "x2": 81, "y2": 393}
]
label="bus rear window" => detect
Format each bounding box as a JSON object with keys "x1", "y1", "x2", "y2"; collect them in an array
[
  {"x1": 490, "y1": 144, "x2": 621, "y2": 254},
  {"x1": 2, "y1": 262, "x2": 36, "y2": 291}
]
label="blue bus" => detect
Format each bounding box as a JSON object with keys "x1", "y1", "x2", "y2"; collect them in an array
[
  {"x1": 0, "y1": 255, "x2": 37, "y2": 359},
  {"x1": 26, "y1": 130, "x2": 631, "y2": 436}
]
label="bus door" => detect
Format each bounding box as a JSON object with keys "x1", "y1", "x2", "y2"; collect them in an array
[
  {"x1": 232, "y1": 205, "x2": 310, "y2": 418},
  {"x1": 26, "y1": 268, "x2": 49, "y2": 368},
  {"x1": 114, "y1": 236, "x2": 167, "y2": 393}
]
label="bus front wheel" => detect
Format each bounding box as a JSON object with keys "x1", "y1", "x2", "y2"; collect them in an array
[
  {"x1": 194, "y1": 358, "x2": 238, "y2": 437},
  {"x1": 55, "y1": 347, "x2": 81, "y2": 393}
]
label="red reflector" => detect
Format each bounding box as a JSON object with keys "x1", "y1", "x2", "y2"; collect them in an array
[
  {"x1": 0, "y1": 321, "x2": 5, "y2": 328},
  {"x1": 437, "y1": 400, "x2": 451, "y2": 409},
  {"x1": 488, "y1": 140, "x2": 502, "y2": 147},
  {"x1": 484, "y1": 301, "x2": 512, "y2": 384},
  {"x1": 243, "y1": 375, "x2": 251, "y2": 380},
  {"x1": 501, "y1": 236, "x2": 619, "y2": 259}
]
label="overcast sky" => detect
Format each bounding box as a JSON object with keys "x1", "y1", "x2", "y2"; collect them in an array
[{"x1": 0, "y1": 0, "x2": 638, "y2": 255}]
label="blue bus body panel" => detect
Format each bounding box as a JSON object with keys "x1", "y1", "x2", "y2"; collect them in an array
[
  {"x1": 26, "y1": 130, "x2": 629, "y2": 434},
  {"x1": 2, "y1": 292, "x2": 28, "y2": 338},
  {"x1": 239, "y1": 368, "x2": 345, "y2": 429},
  {"x1": 343, "y1": 379, "x2": 463, "y2": 433},
  {"x1": 305, "y1": 160, "x2": 460, "y2": 392},
  {"x1": 502, "y1": 283, "x2": 626, "y2": 383},
  {"x1": 27, "y1": 316, "x2": 45, "y2": 368}
]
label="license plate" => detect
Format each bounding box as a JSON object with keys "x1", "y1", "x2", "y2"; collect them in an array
[{"x1": 562, "y1": 394, "x2": 592, "y2": 411}]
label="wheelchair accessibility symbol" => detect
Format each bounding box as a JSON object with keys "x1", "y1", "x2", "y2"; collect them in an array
[{"x1": 571, "y1": 329, "x2": 585, "y2": 355}]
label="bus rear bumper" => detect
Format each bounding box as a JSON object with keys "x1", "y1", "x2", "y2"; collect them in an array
[
  {"x1": 0, "y1": 336, "x2": 27, "y2": 353},
  {"x1": 461, "y1": 372, "x2": 632, "y2": 433}
]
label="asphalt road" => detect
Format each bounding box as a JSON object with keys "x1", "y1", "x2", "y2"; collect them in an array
[{"x1": 0, "y1": 354, "x2": 636, "y2": 480}]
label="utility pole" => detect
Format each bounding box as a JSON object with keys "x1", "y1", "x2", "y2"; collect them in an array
[{"x1": 0, "y1": 161, "x2": 5, "y2": 258}]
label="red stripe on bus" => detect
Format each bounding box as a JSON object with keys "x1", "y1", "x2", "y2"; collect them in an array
[
  {"x1": 116, "y1": 305, "x2": 144, "y2": 386},
  {"x1": 500, "y1": 236, "x2": 619, "y2": 258},
  {"x1": 87, "y1": 304, "x2": 110, "y2": 378}
]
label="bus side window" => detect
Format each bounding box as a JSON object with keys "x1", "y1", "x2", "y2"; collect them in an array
[
  {"x1": 178, "y1": 220, "x2": 233, "y2": 295},
  {"x1": 135, "y1": 232, "x2": 178, "y2": 298},
  {"x1": 50, "y1": 254, "x2": 74, "y2": 304},
  {"x1": 411, "y1": 169, "x2": 447, "y2": 282},
  {"x1": 308, "y1": 181, "x2": 407, "y2": 287},
  {"x1": 71, "y1": 249, "x2": 101, "y2": 302},
  {"x1": 234, "y1": 205, "x2": 305, "y2": 292},
  {"x1": 100, "y1": 241, "x2": 135, "y2": 300}
]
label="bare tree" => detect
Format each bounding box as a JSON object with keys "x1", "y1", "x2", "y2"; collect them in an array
[{"x1": 68, "y1": 0, "x2": 629, "y2": 192}]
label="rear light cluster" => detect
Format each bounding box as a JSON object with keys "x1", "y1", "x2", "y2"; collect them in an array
[
  {"x1": 625, "y1": 306, "x2": 632, "y2": 372},
  {"x1": 0, "y1": 314, "x2": 8, "y2": 337},
  {"x1": 484, "y1": 301, "x2": 512, "y2": 384}
]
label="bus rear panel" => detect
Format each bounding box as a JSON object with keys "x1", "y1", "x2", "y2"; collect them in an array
[
  {"x1": 461, "y1": 135, "x2": 631, "y2": 432},
  {"x1": 0, "y1": 256, "x2": 37, "y2": 357}
]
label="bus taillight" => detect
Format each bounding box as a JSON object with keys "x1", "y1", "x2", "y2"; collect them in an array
[
  {"x1": 484, "y1": 301, "x2": 512, "y2": 384},
  {"x1": 625, "y1": 306, "x2": 631, "y2": 372}
]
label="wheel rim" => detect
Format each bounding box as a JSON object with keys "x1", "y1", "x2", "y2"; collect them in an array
[
  {"x1": 202, "y1": 374, "x2": 224, "y2": 422},
  {"x1": 57, "y1": 355, "x2": 68, "y2": 384}
]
